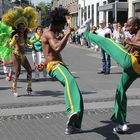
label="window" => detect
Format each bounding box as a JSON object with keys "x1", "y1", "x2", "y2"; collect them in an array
[
  {"x1": 134, "y1": 2, "x2": 140, "y2": 18},
  {"x1": 84, "y1": 6, "x2": 87, "y2": 21},
  {"x1": 88, "y1": 5, "x2": 90, "y2": 19},
  {"x1": 96, "y1": 3, "x2": 99, "y2": 25},
  {"x1": 103, "y1": 1, "x2": 106, "y2": 5}
]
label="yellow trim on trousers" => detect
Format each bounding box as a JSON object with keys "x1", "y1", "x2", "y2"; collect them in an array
[
  {"x1": 108, "y1": 38, "x2": 130, "y2": 55},
  {"x1": 57, "y1": 66, "x2": 74, "y2": 113},
  {"x1": 108, "y1": 38, "x2": 140, "y2": 74}
]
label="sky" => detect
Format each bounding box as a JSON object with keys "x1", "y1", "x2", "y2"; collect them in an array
[{"x1": 31, "y1": 0, "x2": 51, "y2": 6}]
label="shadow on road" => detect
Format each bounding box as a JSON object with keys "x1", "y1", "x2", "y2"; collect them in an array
[
  {"x1": 81, "y1": 120, "x2": 120, "y2": 140},
  {"x1": 127, "y1": 123, "x2": 140, "y2": 134},
  {"x1": 20, "y1": 90, "x2": 64, "y2": 97},
  {"x1": 110, "y1": 72, "x2": 122, "y2": 75},
  {"x1": 0, "y1": 87, "x2": 11, "y2": 90},
  {"x1": 18, "y1": 90, "x2": 96, "y2": 97}
]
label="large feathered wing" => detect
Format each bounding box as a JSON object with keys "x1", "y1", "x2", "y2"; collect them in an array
[{"x1": 0, "y1": 22, "x2": 13, "y2": 62}]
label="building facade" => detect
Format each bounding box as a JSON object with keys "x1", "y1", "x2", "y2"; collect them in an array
[
  {"x1": 78, "y1": 0, "x2": 128, "y2": 27},
  {"x1": 78, "y1": 0, "x2": 101, "y2": 26},
  {"x1": 0, "y1": 0, "x2": 11, "y2": 19},
  {"x1": 128, "y1": 0, "x2": 140, "y2": 18},
  {"x1": 51, "y1": 0, "x2": 59, "y2": 9},
  {"x1": 51, "y1": 0, "x2": 140, "y2": 27},
  {"x1": 51, "y1": 0, "x2": 78, "y2": 27}
]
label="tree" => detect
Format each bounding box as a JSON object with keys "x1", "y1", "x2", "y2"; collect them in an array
[
  {"x1": 22, "y1": 0, "x2": 30, "y2": 5},
  {"x1": 37, "y1": 2, "x2": 52, "y2": 27},
  {"x1": 11, "y1": 0, "x2": 30, "y2": 6}
]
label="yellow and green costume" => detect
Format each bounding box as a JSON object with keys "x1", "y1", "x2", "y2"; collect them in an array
[
  {"x1": 1, "y1": 6, "x2": 38, "y2": 94},
  {"x1": 47, "y1": 61, "x2": 84, "y2": 128},
  {"x1": 84, "y1": 31, "x2": 140, "y2": 125}
]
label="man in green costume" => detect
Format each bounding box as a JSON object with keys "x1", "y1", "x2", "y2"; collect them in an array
[
  {"x1": 41, "y1": 7, "x2": 83, "y2": 135},
  {"x1": 83, "y1": 17, "x2": 140, "y2": 133}
]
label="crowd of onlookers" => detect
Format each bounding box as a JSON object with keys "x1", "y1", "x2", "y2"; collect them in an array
[
  {"x1": 0, "y1": 20, "x2": 133, "y2": 81},
  {"x1": 68, "y1": 20, "x2": 133, "y2": 75},
  {"x1": 69, "y1": 21, "x2": 132, "y2": 51}
]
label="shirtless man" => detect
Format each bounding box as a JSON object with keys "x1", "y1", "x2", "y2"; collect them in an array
[
  {"x1": 82, "y1": 17, "x2": 140, "y2": 133},
  {"x1": 111, "y1": 17, "x2": 140, "y2": 133},
  {"x1": 41, "y1": 8, "x2": 83, "y2": 135}
]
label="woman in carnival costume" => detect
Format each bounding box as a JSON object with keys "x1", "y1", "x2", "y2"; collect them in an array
[
  {"x1": 2, "y1": 6, "x2": 39, "y2": 97},
  {"x1": 82, "y1": 17, "x2": 140, "y2": 133}
]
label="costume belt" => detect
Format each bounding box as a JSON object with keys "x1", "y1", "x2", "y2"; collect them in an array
[
  {"x1": 47, "y1": 61, "x2": 66, "y2": 73},
  {"x1": 12, "y1": 50, "x2": 26, "y2": 63},
  {"x1": 131, "y1": 51, "x2": 140, "y2": 75}
]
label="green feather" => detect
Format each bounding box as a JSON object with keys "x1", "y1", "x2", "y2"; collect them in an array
[{"x1": 0, "y1": 22, "x2": 13, "y2": 61}]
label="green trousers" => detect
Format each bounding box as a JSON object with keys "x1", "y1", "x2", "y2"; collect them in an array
[
  {"x1": 84, "y1": 32, "x2": 140, "y2": 124},
  {"x1": 49, "y1": 64, "x2": 84, "y2": 128}
]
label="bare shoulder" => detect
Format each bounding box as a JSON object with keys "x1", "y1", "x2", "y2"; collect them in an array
[
  {"x1": 137, "y1": 30, "x2": 140, "y2": 37},
  {"x1": 42, "y1": 28, "x2": 55, "y2": 39},
  {"x1": 41, "y1": 28, "x2": 50, "y2": 42}
]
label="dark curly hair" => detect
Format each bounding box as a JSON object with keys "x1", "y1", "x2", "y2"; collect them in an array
[{"x1": 50, "y1": 7, "x2": 69, "y2": 26}]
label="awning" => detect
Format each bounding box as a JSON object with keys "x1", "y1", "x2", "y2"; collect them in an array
[{"x1": 98, "y1": 2, "x2": 128, "y2": 11}]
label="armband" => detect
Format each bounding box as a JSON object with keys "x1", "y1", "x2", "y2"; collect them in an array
[{"x1": 9, "y1": 37, "x2": 16, "y2": 47}]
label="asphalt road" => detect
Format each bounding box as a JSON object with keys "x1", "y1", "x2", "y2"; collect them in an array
[{"x1": 0, "y1": 44, "x2": 140, "y2": 139}]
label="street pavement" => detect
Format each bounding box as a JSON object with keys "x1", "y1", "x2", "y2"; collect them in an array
[{"x1": 0, "y1": 44, "x2": 140, "y2": 140}]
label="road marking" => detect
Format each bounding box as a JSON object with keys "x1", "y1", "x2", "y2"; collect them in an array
[
  {"x1": 71, "y1": 71, "x2": 77, "y2": 74},
  {"x1": 1, "y1": 100, "x2": 140, "y2": 116},
  {"x1": 86, "y1": 53, "x2": 101, "y2": 59}
]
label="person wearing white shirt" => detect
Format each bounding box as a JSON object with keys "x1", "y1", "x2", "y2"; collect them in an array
[{"x1": 96, "y1": 21, "x2": 112, "y2": 74}]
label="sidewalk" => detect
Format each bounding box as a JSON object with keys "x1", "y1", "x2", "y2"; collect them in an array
[
  {"x1": 1, "y1": 46, "x2": 140, "y2": 139},
  {"x1": 0, "y1": 106, "x2": 140, "y2": 140}
]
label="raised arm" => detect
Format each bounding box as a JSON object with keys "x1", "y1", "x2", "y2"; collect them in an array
[
  {"x1": 9, "y1": 34, "x2": 18, "y2": 47},
  {"x1": 47, "y1": 27, "x2": 72, "y2": 52}
]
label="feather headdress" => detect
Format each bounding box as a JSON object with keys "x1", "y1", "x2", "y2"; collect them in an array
[
  {"x1": 0, "y1": 22, "x2": 13, "y2": 61},
  {"x1": 2, "y1": 6, "x2": 38, "y2": 29}
]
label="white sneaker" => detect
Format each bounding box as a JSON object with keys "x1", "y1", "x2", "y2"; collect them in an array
[
  {"x1": 65, "y1": 112, "x2": 79, "y2": 135},
  {"x1": 11, "y1": 88, "x2": 19, "y2": 97},
  {"x1": 65, "y1": 125, "x2": 82, "y2": 135},
  {"x1": 113, "y1": 124, "x2": 128, "y2": 134},
  {"x1": 13, "y1": 92, "x2": 19, "y2": 97},
  {"x1": 65, "y1": 125, "x2": 74, "y2": 135},
  {"x1": 78, "y1": 19, "x2": 92, "y2": 34}
]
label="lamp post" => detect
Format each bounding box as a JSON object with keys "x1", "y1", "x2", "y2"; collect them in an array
[
  {"x1": 114, "y1": 0, "x2": 118, "y2": 21},
  {"x1": 83, "y1": 0, "x2": 86, "y2": 21},
  {"x1": 81, "y1": 0, "x2": 86, "y2": 23},
  {"x1": 11, "y1": 0, "x2": 22, "y2": 6},
  {"x1": 2, "y1": 0, "x2": 4, "y2": 14}
]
